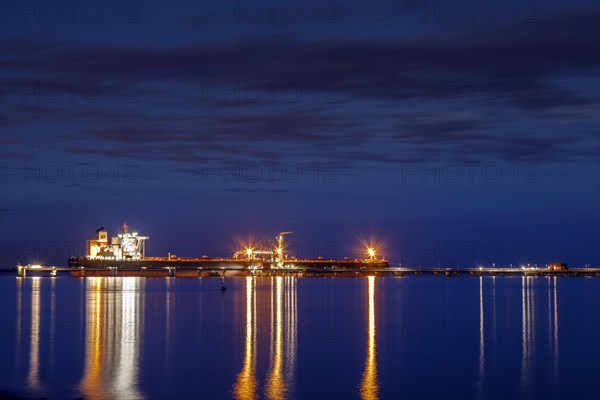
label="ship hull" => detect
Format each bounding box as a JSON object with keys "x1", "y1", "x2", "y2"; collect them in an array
[{"x1": 68, "y1": 257, "x2": 389, "y2": 277}]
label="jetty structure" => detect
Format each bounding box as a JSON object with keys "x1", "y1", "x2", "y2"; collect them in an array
[{"x1": 14, "y1": 225, "x2": 599, "y2": 277}]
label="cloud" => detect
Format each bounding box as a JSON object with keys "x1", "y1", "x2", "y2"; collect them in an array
[{"x1": 1, "y1": 2, "x2": 597, "y2": 168}]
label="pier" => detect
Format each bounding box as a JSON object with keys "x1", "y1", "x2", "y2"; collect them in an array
[
  {"x1": 16, "y1": 265, "x2": 71, "y2": 278},
  {"x1": 14, "y1": 264, "x2": 600, "y2": 278},
  {"x1": 278, "y1": 266, "x2": 600, "y2": 277}
]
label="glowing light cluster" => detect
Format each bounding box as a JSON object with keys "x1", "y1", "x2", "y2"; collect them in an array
[{"x1": 367, "y1": 247, "x2": 376, "y2": 260}]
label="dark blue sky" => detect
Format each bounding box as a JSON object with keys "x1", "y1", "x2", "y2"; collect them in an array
[{"x1": 1, "y1": 1, "x2": 598, "y2": 268}]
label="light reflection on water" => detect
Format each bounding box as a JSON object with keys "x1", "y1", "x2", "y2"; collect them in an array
[
  {"x1": 520, "y1": 276, "x2": 536, "y2": 397},
  {"x1": 551, "y1": 277, "x2": 559, "y2": 383},
  {"x1": 265, "y1": 276, "x2": 286, "y2": 399},
  {"x1": 478, "y1": 276, "x2": 484, "y2": 399},
  {"x1": 2, "y1": 275, "x2": 599, "y2": 399},
  {"x1": 233, "y1": 277, "x2": 257, "y2": 400},
  {"x1": 235, "y1": 276, "x2": 298, "y2": 400},
  {"x1": 79, "y1": 277, "x2": 142, "y2": 400},
  {"x1": 14, "y1": 277, "x2": 23, "y2": 380},
  {"x1": 26, "y1": 277, "x2": 41, "y2": 392},
  {"x1": 359, "y1": 276, "x2": 379, "y2": 400}
]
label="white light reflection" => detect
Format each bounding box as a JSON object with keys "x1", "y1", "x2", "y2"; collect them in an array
[
  {"x1": 26, "y1": 277, "x2": 42, "y2": 392},
  {"x1": 49, "y1": 278, "x2": 56, "y2": 366},
  {"x1": 266, "y1": 276, "x2": 286, "y2": 399},
  {"x1": 79, "y1": 277, "x2": 143, "y2": 400},
  {"x1": 551, "y1": 277, "x2": 559, "y2": 381},
  {"x1": 265, "y1": 276, "x2": 298, "y2": 400},
  {"x1": 284, "y1": 276, "x2": 297, "y2": 395},
  {"x1": 520, "y1": 276, "x2": 535, "y2": 396},
  {"x1": 164, "y1": 276, "x2": 173, "y2": 371},
  {"x1": 113, "y1": 277, "x2": 142, "y2": 399}
]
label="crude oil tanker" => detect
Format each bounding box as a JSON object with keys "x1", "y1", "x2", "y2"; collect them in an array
[{"x1": 68, "y1": 224, "x2": 389, "y2": 277}]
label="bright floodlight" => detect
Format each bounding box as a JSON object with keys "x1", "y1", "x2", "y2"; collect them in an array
[
  {"x1": 246, "y1": 247, "x2": 253, "y2": 258},
  {"x1": 367, "y1": 247, "x2": 376, "y2": 259}
]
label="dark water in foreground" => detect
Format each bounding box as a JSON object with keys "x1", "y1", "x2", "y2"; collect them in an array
[{"x1": 0, "y1": 275, "x2": 598, "y2": 400}]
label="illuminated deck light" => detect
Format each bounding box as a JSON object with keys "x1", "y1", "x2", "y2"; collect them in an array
[{"x1": 367, "y1": 248, "x2": 376, "y2": 260}]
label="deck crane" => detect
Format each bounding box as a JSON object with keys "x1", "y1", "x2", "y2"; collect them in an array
[{"x1": 275, "y1": 232, "x2": 293, "y2": 268}]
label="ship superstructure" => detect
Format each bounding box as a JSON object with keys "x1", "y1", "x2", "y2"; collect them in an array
[{"x1": 87, "y1": 224, "x2": 148, "y2": 261}]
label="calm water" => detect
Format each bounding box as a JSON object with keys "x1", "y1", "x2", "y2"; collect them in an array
[{"x1": 0, "y1": 274, "x2": 598, "y2": 399}]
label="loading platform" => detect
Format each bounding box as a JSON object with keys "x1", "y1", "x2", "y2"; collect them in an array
[{"x1": 14, "y1": 264, "x2": 600, "y2": 278}]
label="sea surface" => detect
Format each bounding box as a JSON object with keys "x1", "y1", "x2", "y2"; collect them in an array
[{"x1": 0, "y1": 274, "x2": 598, "y2": 399}]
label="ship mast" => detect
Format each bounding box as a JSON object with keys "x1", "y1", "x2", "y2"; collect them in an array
[{"x1": 275, "y1": 232, "x2": 293, "y2": 268}]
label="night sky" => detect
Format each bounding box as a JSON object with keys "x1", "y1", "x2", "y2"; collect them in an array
[{"x1": 1, "y1": 1, "x2": 598, "y2": 268}]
